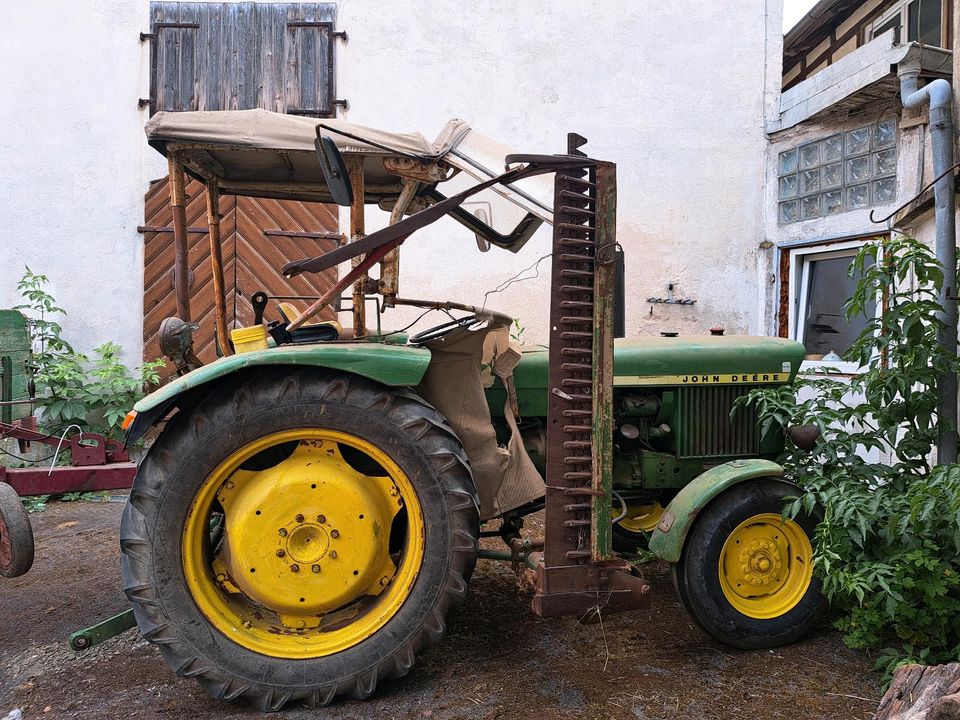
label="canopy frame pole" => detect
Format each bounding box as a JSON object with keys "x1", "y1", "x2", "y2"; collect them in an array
[
  {"x1": 167, "y1": 154, "x2": 191, "y2": 321},
  {"x1": 347, "y1": 155, "x2": 367, "y2": 338},
  {"x1": 379, "y1": 178, "x2": 419, "y2": 304},
  {"x1": 204, "y1": 179, "x2": 231, "y2": 356}
]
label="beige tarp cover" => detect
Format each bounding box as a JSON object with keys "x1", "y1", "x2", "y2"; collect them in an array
[
  {"x1": 145, "y1": 109, "x2": 471, "y2": 202},
  {"x1": 416, "y1": 325, "x2": 544, "y2": 520},
  {"x1": 146, "y1": 109, "x2": 470, "y2": 158}
]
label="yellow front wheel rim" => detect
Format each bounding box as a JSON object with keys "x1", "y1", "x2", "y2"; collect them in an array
[
  {"x1": 718, "y1": 513, "x2": 813, "y2": 620},
  {"x1": 182, "y1": 429, "x2": 424, "y2": 658},
  {"x1": 617, "y1": 502, "x2": 664, "y2": 534}
]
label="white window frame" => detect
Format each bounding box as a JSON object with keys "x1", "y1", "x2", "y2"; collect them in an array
[
  {"x1": 787, "y1": 239, "x2": 880, "y2": 374},
  {"x1": 866, "y1": 0, "x2": 948, "y2": 48}
]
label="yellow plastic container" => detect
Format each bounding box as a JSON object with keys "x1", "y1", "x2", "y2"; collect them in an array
[{"x1": 230, "y1": 325, "x2": 269, "y2": 354}]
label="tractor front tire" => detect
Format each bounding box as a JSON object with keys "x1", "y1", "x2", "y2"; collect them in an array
[
  {"x1": 120, "y1": 371, "x2": 479, "y2": 711},
  {"x1": 671, "y1": 478, "x2": 826, "y2": 649}
]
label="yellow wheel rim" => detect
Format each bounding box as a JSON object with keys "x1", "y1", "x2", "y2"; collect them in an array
[
  {"x1": 617, "y1": 502, "x2": 664, "y2": 534},
  {"x1": 182, "y1": 429, "x2": 424, "y2": 658},
  {"x1": 718, "y1": 513, "x2": 813, "y2": 619}
]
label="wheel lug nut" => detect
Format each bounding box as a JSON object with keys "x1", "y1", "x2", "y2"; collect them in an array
[
  {"x1": 295, "y1": 514, "x2": 304, "y2": 523},
  {"x1": 278, "y1": 528, "x2": 287, "y2": 537},
  {"x1": 379, "y1": 576, "x2": 389, "y2": 587},
  {"x1": 317, "y1": 514, "x2": 326, "y2": 523},
  {"x1": 276, "y1": 549, "x2": 286, "y2": 558},
  {"x1": 312, "y1": 564, "x2": 321, "y2": 573},
  {"x1": 329, "y1": 551, "x2": 338, "y2": 559},
  {"x1": 290, "y1": 564, "x2": 300, "y2": 573},
  {"x1": 330, "y1": 529, "x2": 340, "y2": 539},
  {"x1": 242, "y1": 620, "x2": 251, "y2": 629}
]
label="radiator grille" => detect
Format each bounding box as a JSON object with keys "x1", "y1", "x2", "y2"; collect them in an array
[{"x1": 677, "y1": 385, "x2": 760, "y2": 458}]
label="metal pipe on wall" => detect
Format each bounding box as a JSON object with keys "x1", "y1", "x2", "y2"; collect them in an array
[{"x1": 898, "y1": 69, "x2": 958, "y2": 464}]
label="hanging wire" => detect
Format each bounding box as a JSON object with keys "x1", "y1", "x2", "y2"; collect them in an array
[
  {"x1": 380, "y1": 307, "x2": 457, "y2": 339},
  {"x1": 0, "y1": 446, "x2": 57, "y2": 463},
  {"x1": 481, "y1": 253, "x2": 552, "y2": 311},
  {"x1": 48, "y1": 424, "x2": 83, "y2": 476},
  {"x1": 869, "y1": 159, "x2": 960, "y2": 226}
]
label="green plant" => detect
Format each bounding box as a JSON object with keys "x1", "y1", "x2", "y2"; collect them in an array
[
  {"x1": 510, "y1": 318, "x2": 525, "y2": 345},
  {"x1": 21, "y1": 494, "x2": 50, "y2": 514},
  {"x1": 738, "y1": 234, "x2": 960, "y2": 676},
  {"x1": 14, "y1": 267, "x2": 164, "y2": 439},
  {"x1": 61, "y1": 491, "x2": 110, "y2": 502}
]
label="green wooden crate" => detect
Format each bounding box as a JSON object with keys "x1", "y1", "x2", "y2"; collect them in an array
[{"x1": 0, "y1": 310, "x2": 32, "y2": 423}]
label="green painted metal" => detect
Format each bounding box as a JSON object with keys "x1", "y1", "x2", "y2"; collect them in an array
[
  {"x1": 477, "y1": 547, "x2": 538, "y2": 570},
  {"x1": 133, "y1": 342, "x2": 432, "y2": 414},
  {"x1": 70, "y1": 608, "x2": 137, "y2": 651},
  {"x1": 647, "y1": 459, "x2": 786, "y2": 563},
  {"x1": 612, "y1": 335, "x2": 804, "y2": 381},
  {"x1": 591, "y1": 160, "x2": 617, "y2": 561},
  {"x1": 486, "y1": 336, "x2": 805, "y2": 420},
  {"x1": 0, "y1": 310, "x2": 31, "y2": 424}
]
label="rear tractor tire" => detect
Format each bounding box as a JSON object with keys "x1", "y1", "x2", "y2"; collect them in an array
[
  {"x1": 671, "y1": 478, "x2": 826, "y2": 649},
  {"x1": 120, "y1": 371, "x2": 479, "y2": 710}
]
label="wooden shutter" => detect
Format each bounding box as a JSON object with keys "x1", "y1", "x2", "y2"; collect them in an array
[{"x1": 147, "y1": 2, "x2": 339, "y2": 115}]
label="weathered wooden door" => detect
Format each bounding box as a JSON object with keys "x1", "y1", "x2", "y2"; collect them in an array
[{"x1": 141, "y1": 178, "x2": 338, "y2": 364}]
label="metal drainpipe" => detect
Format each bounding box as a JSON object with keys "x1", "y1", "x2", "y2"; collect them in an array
[{"x1": 898, "y1": 69, "x2": 958, "y2": 464}]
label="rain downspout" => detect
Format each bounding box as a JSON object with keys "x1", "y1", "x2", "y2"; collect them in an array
[{"x1": 898, "y1": 65, "x2": 957, "y2": 464}]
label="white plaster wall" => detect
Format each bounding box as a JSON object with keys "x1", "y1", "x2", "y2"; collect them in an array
[
  {"x1": 336, "y1": 0, "x2": 783, "y2": 343},
  {"x1": 0, "y1": 1, "x2": 155, "y2": 366},
  {"x1": 0, "y1": 0, "x2": 782, "y2": 359}
]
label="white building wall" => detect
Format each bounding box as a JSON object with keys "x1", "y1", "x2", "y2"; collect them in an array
[
  {"x1": 336, "y1": 0, "x2": 783, "y2": 343},
  {"x1": 0, "y1": 0, "x2": 782, "y2": 358},
  {"x1": 0, "y1": 2, "x2": 155, "y2": 366}
]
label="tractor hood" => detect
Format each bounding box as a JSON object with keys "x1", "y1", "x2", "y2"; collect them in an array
[
  {"x1": 611, "y1": 336, "x2": 804, "y2": 385},
  {"x1": 509, "y1": 336, "x2": 805, "y2": 391}
]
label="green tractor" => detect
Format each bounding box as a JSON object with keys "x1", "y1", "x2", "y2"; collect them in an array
[{"x1": 123, "y1": 111, "x2": 824, "y2": 710}]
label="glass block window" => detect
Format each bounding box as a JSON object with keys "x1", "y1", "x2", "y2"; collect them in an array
[{"x1": 777, "y1": 119, "x2": 897, "y2": 224}]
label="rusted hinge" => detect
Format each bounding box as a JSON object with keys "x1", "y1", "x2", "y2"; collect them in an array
[{"x1": 139, "y1": 23, "x2": 199, "y2": 42}]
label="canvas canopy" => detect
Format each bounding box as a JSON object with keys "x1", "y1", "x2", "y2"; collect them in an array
[
  {"x1": 144, "y1": 109, "x2": 553, "y2": 222},
  {"x1": 146, "y1": 109, "x2": 470, "y2": 203}
]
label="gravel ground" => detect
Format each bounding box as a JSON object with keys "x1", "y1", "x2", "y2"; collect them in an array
[{"x1": 0, "y1": 500, "x2": 882, "y2": 719}]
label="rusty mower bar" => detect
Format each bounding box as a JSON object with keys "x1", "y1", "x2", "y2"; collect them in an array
[{"x1": 532, "y1": 134, "x2": 648, "y2": 618}]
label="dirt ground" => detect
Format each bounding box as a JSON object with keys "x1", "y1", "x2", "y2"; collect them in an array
[{"x1": 0, "y1": 499, "x2": 883, "y2": 720}]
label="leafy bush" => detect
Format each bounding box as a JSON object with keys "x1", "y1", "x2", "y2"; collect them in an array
[
  {"x1": 14, "y1": 268, "x2": 164, "y2": 439},
  {"x1": 739, "y1": 235, "x2": 960, "y2": 676}
]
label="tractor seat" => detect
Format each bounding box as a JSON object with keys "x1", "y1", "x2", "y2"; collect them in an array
[{"x1": 275, "y1": 302, "x2": 342, "y2": 343}]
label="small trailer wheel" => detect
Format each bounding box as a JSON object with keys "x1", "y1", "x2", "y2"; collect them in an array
[{"x1": 0, "y1": 481, "x2": 35, "y2": 578}]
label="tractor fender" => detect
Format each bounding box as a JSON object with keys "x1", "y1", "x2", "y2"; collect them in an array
[
  {"x1": 126, "y1": 343, "x2": 432, "y2": 442},
  {"x1": 648, "y1": 459, "x2": 787, "y2": 563}
]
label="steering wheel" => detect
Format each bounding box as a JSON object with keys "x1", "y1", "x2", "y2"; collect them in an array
[{"x1": 409, "y1": 309, "x2": 514, "y2": 346}]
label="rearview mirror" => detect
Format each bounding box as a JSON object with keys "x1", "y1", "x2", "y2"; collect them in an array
[{"x1": 314, "y1": 131, "x2": 354, "y2": 207}]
